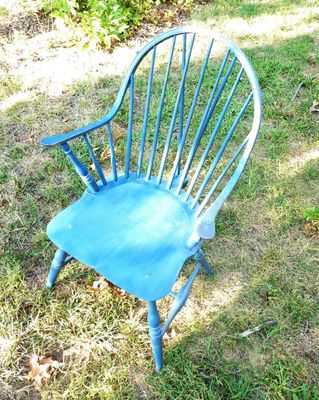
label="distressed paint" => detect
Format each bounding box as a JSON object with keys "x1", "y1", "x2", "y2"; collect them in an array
[{"x1": 40, "y1": 27, "x2": 262, "y2": 371}]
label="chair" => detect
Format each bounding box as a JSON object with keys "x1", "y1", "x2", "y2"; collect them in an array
[{"x1": 41, "y1": 27, "x2": 262, "y2": 372}]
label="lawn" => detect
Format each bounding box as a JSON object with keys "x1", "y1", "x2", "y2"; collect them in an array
[{"x1": 0, "y1": 0, "x2": 319, "y2": 399}]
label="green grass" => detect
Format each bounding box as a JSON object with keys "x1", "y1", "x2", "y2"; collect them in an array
[
  {"x1": 1, "y1": 0, "x2": 319, "y2": 399},
  {"x1": 192, "y1": 0, "x2": 318, "y2": 21}
]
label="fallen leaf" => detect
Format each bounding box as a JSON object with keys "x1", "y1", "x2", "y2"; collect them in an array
[
  {"x1": 100, "y1": 148, "x2": 110, "y2": 162},
  {"x1": 310, "y1": 100, "x2": 319, "y2": 113},
  {"x1": 87, "y1": 277, "x2": 129, "y2": 298},
  {"x1": 163, "y1": 328, "x2": 176, "y2": 340},
  {"x1": 87, "y1": 277, "x2": 108, "y2": 292},
  {"x1": 27, "y1": 134, "x2": 37, "y2": 143},
  {"x1": 107, "y1": 281, "x2": 129, "y2": 298},
  {"x1": 28, "y1": 355, "x2": 61, "y2": 391}
]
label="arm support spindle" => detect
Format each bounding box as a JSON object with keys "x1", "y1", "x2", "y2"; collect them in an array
[{"x1": 60, "y1": 142, "x2": 99, "y2": 194}]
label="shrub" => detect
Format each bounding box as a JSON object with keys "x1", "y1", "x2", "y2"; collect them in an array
[{"x1": 44, "y1": 0, "x2": 190, "y2": 48}]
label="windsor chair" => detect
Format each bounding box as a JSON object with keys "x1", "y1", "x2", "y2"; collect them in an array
[{"x1": 41, "y1": 27, "x2": 262, "y2": 372}]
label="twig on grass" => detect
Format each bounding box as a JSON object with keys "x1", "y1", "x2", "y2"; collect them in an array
[
  {"x1": 240, "y1": 319, "x2": 278, "y2": 338},
  {"x1": 291, "y1": 82, "x2": 303, "y2": 101}
]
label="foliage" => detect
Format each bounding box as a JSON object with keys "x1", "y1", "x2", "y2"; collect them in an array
[
  {"x1": 304, "y1": 206, "x2": 319, "y2": 226},
  {"x1": 44, "y1": 0, "x2": 191, "y2": 48}
]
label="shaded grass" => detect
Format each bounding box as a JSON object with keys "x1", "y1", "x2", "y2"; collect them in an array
[{"x1": 0, "y1": 0, "x2": 319, "y2": 399}]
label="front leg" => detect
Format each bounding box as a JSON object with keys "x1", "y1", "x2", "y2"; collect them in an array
[
  {"x1": 148, "y1": 301, "x2": 163, "y2": 372},
  {"x1": 46, "y1": 248, "x2": 67, "y2": 289}
]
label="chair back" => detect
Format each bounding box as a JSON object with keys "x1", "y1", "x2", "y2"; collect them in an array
[{"x1": 105, "y1": 27, "x2": 262, "y2": 238}]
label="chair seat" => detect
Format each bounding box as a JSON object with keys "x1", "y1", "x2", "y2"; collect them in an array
[{"x1": 47, "y1": 177, "x2": 198, "y2": 300}]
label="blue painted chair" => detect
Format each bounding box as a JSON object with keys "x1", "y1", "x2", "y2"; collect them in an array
[{"x1": 41, "y1": 27, "x2": 262, "y2": 371}]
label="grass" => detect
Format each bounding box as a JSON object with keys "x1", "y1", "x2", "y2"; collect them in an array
[{"x1": 0, "y1": 0, "x2": 319, "y2": 399}]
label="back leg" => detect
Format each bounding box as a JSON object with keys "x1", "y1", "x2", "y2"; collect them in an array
[
  {"x1": 194, "y1": 249, "x2": 213, "y2": 276},
  {"x1": 46, "y1": 248, "x2": 67, "y2": 289}
]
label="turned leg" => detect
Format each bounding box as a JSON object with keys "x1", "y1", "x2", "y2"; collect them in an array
[
  {"x1": 194, "y1": 249, "x2": 213, "y2": 276},
  {"x1": 148, "y1": 301, "x2": 163, "y2": 372},
  {"x1": 46, "y1": 248, "x2": 67, "y2": 289}
]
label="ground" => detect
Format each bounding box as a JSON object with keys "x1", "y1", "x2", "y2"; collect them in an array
[{"x1": 0, "y1": 0, "x2": 319, "y2": 399}]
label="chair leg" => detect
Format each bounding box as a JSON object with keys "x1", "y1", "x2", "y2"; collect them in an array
[
  {"x1": 194, "y1": 249, "x2": 213, "y2": 276},
  {"x1": 46, "y1": 248, "x2": 67, "y2": 289},
  {"x1": 148, "y1": 301, "x2": 163, "y2": 372}
]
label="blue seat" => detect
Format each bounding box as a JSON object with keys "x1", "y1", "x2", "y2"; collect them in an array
[
  {"x1": 41, "y1": 27, "x2": 262, "y2": 372},
  {"x1": 47, "y1": 177, "x2": 197, "y2": 301}
]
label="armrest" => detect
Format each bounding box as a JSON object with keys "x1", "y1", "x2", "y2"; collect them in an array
[{"x1": 40, "y1": 116, "x2": 109, "y2": 147}]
